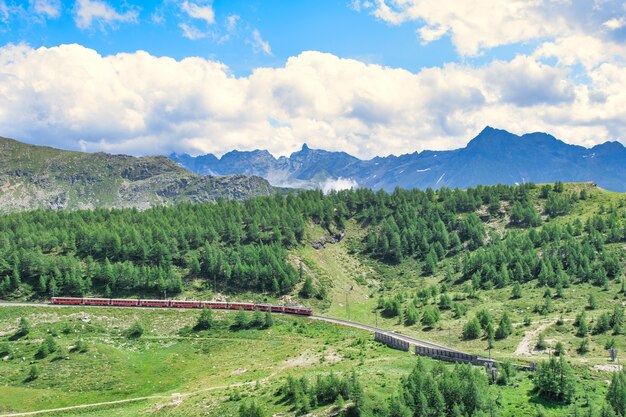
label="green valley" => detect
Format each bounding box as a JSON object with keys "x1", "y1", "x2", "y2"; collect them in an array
[{"x1": 1, "y1": 181, "x2": 625, "y2": 416}]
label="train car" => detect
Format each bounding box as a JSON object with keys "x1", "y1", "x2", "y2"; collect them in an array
[
  {"x1": 170, "y1": 300, "x2": 202, "y2": 308},
  {"x1": 110, "y1": 299, "x2": 139, "y2": 307},
  {"x1": 52, "y1": 297, "x2": 84, "y2": 305},
  {"x1": 202, "y1": 301, "x2": 228, "y2": 309},
  {"x1": 83, "y1": 298, "x2": 111, "y2": 306},
  {"x1": 229, "y1": 302, "x2": 255, "y2": 311},
  {"x1": 284, "y1": 306, "x2": 313, "y2": 316},
  {"x1": 139, "y1": 299, "x2": 170, "y2": 308},
  {"x1": 255, "y1": 304, "x2": 285, "y2": 313}
]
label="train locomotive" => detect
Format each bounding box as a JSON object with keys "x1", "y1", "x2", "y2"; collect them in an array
[{"x1": 51, "y1": 297, "x2": 313, "y2": 316}]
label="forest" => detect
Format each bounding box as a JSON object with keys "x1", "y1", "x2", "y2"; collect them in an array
[
  {"x1": 0, "y1": 182, "x2": 625, "y2": 302},
  {"x1": 1, "y1": 182, "x2": 626, "y2": 417}
]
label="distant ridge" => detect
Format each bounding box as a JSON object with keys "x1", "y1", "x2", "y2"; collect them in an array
[
  {"x1": 170, "y1": 127, "x2": 626, "y2": 192},
  {"x1": 0, "y1": 137, "x2": 277, "y2": 213}
]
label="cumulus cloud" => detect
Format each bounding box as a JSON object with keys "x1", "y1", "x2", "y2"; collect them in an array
[
  {"x1": 320, "y1": 178, "x2": 359, "y2": 194},
  {"x1": 359, "y1": 0, "x2": 626, "y2": 60},
  {"x1": 181, "y1": 1, "x2": 214, "y2": 25},
  {"x1": 0, "y1": 44, "x2": 625, "y2": 159},
  {"x1": 74, "y1": 0, "x2": 138, "y2": 30}
]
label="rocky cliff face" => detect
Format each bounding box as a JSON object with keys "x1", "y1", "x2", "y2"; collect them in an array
[{"x1": 0, "y1": 137, "x2": 278, "y2": 213}]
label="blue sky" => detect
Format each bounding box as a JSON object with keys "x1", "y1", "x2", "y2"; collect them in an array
[
  {"x1": 1, "y1": 0, "x2": 466, "y2": 75},
  {"x1": 0, "y1": 0, "x2": 625, "y2": 158}
]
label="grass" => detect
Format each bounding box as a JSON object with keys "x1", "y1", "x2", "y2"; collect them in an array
[
  {"x1": 0, "y1": 305, "x2": 416, "y2": 416},
  {"x1": 0, "y1": 304, "x2": 614, "y2": 416}
]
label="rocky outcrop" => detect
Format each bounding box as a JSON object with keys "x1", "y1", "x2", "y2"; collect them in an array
[{"x1": 0, "y1": 137, "x2": 280, "y2": 213}]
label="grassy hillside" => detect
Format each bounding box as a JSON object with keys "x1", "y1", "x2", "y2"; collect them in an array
[
  {"x1": 0, "y1": 305, "x2": 612, "y2": 416},
  {"x1": 293, "y1": 183, "x2": 626, "y2": 367},
  {"x1": 0, "y1": 137, "x2": 277, "y2": 212}
]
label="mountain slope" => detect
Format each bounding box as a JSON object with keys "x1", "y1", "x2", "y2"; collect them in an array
[
  {"x1": 0, "y1": 137, "x2": 277, "y2": 212},
  {"x1": 170, "y1": 127, "x2": 626, "y2": 191}
]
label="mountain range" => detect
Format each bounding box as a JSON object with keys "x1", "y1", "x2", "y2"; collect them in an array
[
  {"x1": 0, "y1": 137, "x2": 277, "y2": 213},
  {"x1": 170, "y1": 127, "x2": 626, "y2": 192}
]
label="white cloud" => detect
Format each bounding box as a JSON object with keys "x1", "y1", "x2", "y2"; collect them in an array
[
  {"x1": 0, "y1": 2, "x2": 8, "y2": 23},
  {"x1": 534, "y1": 34, "x2": 626, "y2": 70},
  {"x1": 179, "y1": 23, "x2": 206, "y2": 40},
  {"x1": 33, "y1": 0, "x2": 61, "y2": 18},
  {"x1": 226, "y1": 14, "x2": 239, "y2": 32},
  {"x1": 74, "y1": 0, "x2": 138, "y2": 30},
  {"x1": 603, "y1": 16, "x2": 626, "y2": 29},
  {"x1": 418, "y1": 24, "x2": 448, "y2": 43},
  {"x1": 181, "y1": 1, "x2": 214, "y2": 25},
  {"x1": 249, "y1": 29, "x2": 272, "y2": 55},
  {"x1": 0, "y1": 44, "x2": 625, "y2": 160},
  {"x1": 359, "y1": 0, "x2": 626, "y2": 59},
  {"x1": 320, "y1": 178, "x2": 359, "y2": 194},
  {"x1": 350, "y1": 0, "x2": 373, "y2": 12}
]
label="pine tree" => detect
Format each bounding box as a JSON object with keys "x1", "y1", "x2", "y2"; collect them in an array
[
  {"x1": 423, "y1": 251, "x2": 437, "y2": 276},
  {"x1": 463, "y1": 318, "x2": 481, "y2": 340},
  {"x1": 234, "y1": 308, "x2": 248, "y2": 329},
  {"x1": 300, "y1": 276, "x2": 314, "y2": 298},
  {"x1": 588, "y1": 293, "x2": 598, "y2": 310},
  {"x1": 404, "y1": 304, "x2": 418, "y2": 326},
  {"x1": 38, "y1": 275, "x2": 47, "y2": 295},
  {"x1": 496, "y1": 311, "x2": 513, "y2": 340},
  {"x1": 11, "y1": 267, "x2": 21, "y2": 289},
  {"x1": 195, "y1": 308, "x2": 214, "y2": 331},
  {"x1": 534, "y1": 356, "x2": 575, "y2": 403},
  {"x1": 252, "y1": 308, "x2": 264, "y2": 328},
  {"x1": 16, "y1": 317, "x2": 30, "y2": 338},
  {"x1": 575, "y1": 311, "x2": 589, "y2": 337},
  {"x1": 511, "y1": 282, "x2": 522, "y2": 299}
]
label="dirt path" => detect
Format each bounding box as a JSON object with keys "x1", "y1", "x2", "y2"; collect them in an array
[{"x1": 514, "y1": 321, "x2": 554, "y2": 356}]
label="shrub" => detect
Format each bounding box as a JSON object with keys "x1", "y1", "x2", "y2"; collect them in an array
[
  {"x1": 511, "y1": 282, "x2": 523, "y2": 299},
  {"x1": 233, "y1": 308, "x2": 249, "y2": 329},
  {"x1": 421, "y1": 306, "x2": 440, "y2": 328},
  {"x1": 463, "y1": 318, "x2": 481, "y2": 340},
  {"x1": 299, "y1": 276, "x2": 314, "y2": 298},
  {"x1": 594, "y1": 312, "x2": 612, "y2": 335},
  {"x1": 14, "y1": 317, "x2": 31, "y2": 338},
  {"x1": 404, "y1": 304, "x2": 418, "y2": 326},
  {"x1": 195, "y1": 308, "x2": 214, "y2": 331},
  {"x1": 125, "y1": 321, "x2": 144, "y2": 339},
  {"x1": 26, "y1": 365, "x2": 40, "y2": 382},
  {"x1": 588, "y1": 293, "x2": 598, "y2": 310},
  {"x1": 536, "y1": 333, "x2": 548, "y2": 350},
  {"x1": 495, "y1": 311, "x2": 513, "y2": 340},
  {"x1": 238, "y1": 400, "x2": 267, "y2": 417},
  {"x1": 75, "y1": 339, "x2": 89, "y2": 353},
  {"x1": 554, "y1": 342, "x2": 565, "y2": 356}
]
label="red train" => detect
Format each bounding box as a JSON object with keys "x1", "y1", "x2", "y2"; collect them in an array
[{"x1": 51, "y1": 297, "x2": 313, "y2": 316}]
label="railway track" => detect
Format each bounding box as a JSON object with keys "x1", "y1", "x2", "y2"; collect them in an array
[{"x1": 311, "y1": 315, "x2": 474, "y2": 355}]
